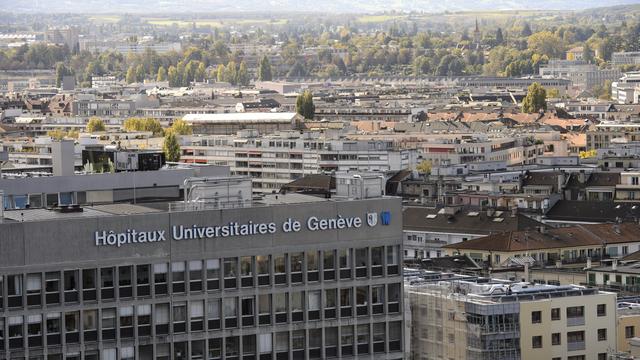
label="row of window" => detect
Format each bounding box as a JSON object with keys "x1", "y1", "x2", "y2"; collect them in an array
[
  {"x1": 0, "y1": 246, "x2": 401, "y2": 311},
  {"x1": 0, "y1": 284, "x2": 402, "y2": 351},
  {"x1": 531, "y1": 304, "x2": 606, "y2": 324}
]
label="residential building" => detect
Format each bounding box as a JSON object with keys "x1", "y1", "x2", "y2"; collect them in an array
[
  {"x1": 540, "y1": 60, "x2": 621, "y2": 89},
  {"x1": 181, "y1": 130, "x2": 416, "y2": 193},
  {"x1": 182, "y1": 113, "x2": 304, "y2": 135},
  {"x1": 613, "y1": 52, "x2": 640, "y2": 65},
  {"x1": 406, "y1": 270, "x2": 617, "y2": 360},
  {"x1": 402, "y1": 205, "x2": 545, "y2": 260},
  {"x1": 442, "y1": 222, "x2": 640, "y2": 268}
]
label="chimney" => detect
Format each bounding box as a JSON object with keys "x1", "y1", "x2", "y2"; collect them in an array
[
  {"x1": 555, "y1": 260, "x2": 562, "y2": 269},
  {"x1": 524, "y1": 262, "x2": 530, "y2": 282},
  {"x1": 612, "y1": 259, "x2": 618, "y2": 271},
  {"x1": 586, "y1": 257, "x2": 592, "y2": 269},
  {"x1": 538, "y1": 226, "x2": 547, "y2": 234},
  {"x1": 578, "y1": 170, "x2": 586, "y2": 184},
  {"x1": 51, "y1": 139, "x2": 75, "y2": 177}
]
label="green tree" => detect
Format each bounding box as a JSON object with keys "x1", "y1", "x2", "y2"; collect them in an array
[
  {"x1": 225, "y1": 61, "x2": 237, "y2": 85},
  {"x1": 527, "y1": 31, "x2": 564, "y2": 59},
  {"x1": 435, "y1": 55, "x2": 465, "y2": 76},
  {"x1": 163, "y1": 131, "x2": 181, "y2": 162},
  {"x1": 195, "y1": 62, "x2": 206, "y2": 82},
  {"x1": 582, "y1": 43, "x2": 594, "y2": 64},
  {"x1": 156, "y1": 66, "x2": 167, "y2": 82},
  {"x1": 295, "y1": 90, "x2": 315, "y2": 119},
  {"x1": 123, "y1": 117, "x2": 164, "y2": 136},
  {"x1": 495, "y1": 28, "x2": 504, "y2": 45},
  {"x1": 86, "y1": 117, "x2": 106, "y2": 132},
  {"x1": 125, "y1": 66, "x2": 136, "y2": 84},
  {"x1": 216, "y1": 64, "x2": 225, "y2": 82},
  {"x1": 522, "y1": 82, "x2": 547, "y2": 113},
  {"x1": 55, "y1": 63, "x2": 72, "y2": 88},
  {"x1": 135, "y1": 63, "x2": 145, "y2": 82},
  {"x1": 237, "y1": 61, "x2": 250, "y2": 86},
  {"x1": 258, "y1": 55, "x2": 273, "y2": 81},
  {"x1": 167, "y1": 65, "x2": 179, "y2": 87},
  {"x1": 521, "y1": 23, "x2": 533, "y2": 37},
  {"x1": 169, "y1": 119, "x2": 192, "y2": 135}
]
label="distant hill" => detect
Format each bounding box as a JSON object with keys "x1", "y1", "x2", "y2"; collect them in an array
[{"x1": 10, "y1": 0, "x2": 640, "y2": 13}]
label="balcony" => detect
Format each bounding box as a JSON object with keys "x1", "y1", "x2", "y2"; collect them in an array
[
  {"x1": 567, "y1": 317, "x2": 585, "y2": 327},
  {"x1": 567, "y1": 341, "x2": 585, "y2": 351}
]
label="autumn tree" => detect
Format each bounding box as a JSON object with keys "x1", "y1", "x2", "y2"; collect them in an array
[
  {"x1": 522, "y1": 82, "x2": 547, "y2": 114},
  {"x1": 157, "y1": 66, "x2": 167, "y2": 82},
  {"x1": 86, "y1": 117, "x2": 106, "y2": 132}
]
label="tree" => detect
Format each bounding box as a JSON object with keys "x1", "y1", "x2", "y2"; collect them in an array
[
  {"x1": 169, "y1": 119, "x2": 192, "y2": 135},
  {"x1": 495, "y1": 28, "x2": 504, "y2": 45},
  {"x1": 86, "y1": 117, "x2": 106, "y2": 132},
  {"x1": 125, "y1": 66, "x2": 136, "y2": 84},
  {"x1": 55, "y1": 63, "x2": 72, "y2": 88},
  {"x1": 216, "y1": 64, "x2": 225, "y2": 82},
  {"x1": 416, "y1": 160, "x2": 432, "y2": 175},
  {"x1": 527, "y1": 31, "x2": 564, "y2": 59},
  {"x1": 123, "y1": 117, "x2": 164, "y2": 136},
  {"x1": 435, "y1": 55, "x2": 465, "y2": 76},
  {"x1": 195, "y1": 62, "x2": 206, "y2": 82},
  {"x1": 295, "y1": 90, "x2": 315, "y2": 120},
  {"x1": 135, "y1": 64, "x2": 145, "y2": 83},
  {"x1": 48, "y1": 129, "x2": 68, "y2": 140},
  {"x1": 225, "y1": 61, "x2": 237, "y2": 85},
  {"x1": 167, "y1": 66, "x2": 179, "y2": 87},
  {"x1": 163, "y1": 131, "x2": 181, "y2": 162},
  {"x1": 522, "y1": 82, "x2": 547, "y2": 114},
  {"x1": 157, "y1": 66, "x2": 167, "y2": 82},
  {"x1": 237, "y1": 61, "x2": 250, "y2": 86},
  {"x1": 582, "y1": 43, "x2": 594, "y2": 64},
  {"x1": 258, "y1": 55, "x2": 273, "y2": 81}
]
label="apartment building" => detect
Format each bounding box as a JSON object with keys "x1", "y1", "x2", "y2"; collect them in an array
[
  {"x1": 180, "y1": 131, "x2": 417, "y2": 192},
  {"x1": 540, "y1": 60, "x2": 620, "y2": 89},
  {"x1": 406, "y1": 271, "x2": 617, "y2": 360},
  {"x1": 587, "y1": 122, "x2": 640, "y2": 149},
  {"x1": 442, "y1": 222, "x2": 640, "y2": 268},
  {"x1": 0, "y1": 188, "x2": 404, "y2": 360}
]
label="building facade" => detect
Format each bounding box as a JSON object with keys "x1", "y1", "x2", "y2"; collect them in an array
[{"x1": 0, "y1": 195, "x2": 404, "y2": 360}]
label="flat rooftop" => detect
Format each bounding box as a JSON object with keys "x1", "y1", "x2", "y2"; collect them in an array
[{"x1": 0, "y1": 193, "x2": 348, "y2": 223}]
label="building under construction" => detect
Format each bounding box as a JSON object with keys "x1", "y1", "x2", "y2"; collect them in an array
[{"x1": 405, "y1": 270, "x2": 617, "y2": 360}]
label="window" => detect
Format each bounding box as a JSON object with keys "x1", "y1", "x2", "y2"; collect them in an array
[
  {"x1": 341, "y1": 325, "x2": 354, "y2": 356},
  {"x1": 189, "y1": 260, "x2": 203, "y2": 292},
  {"x1": 100, "y1": 268, "x2": 114, "y2": 300},
  {"x1": 26, "y1": 273, "x2": 42, "y2": 306},
  {"x1": 258, "y1": 294, "x2": 271, "y2": 325},
  {"x1": 552, "y1": 333, "x2": 561, "y2": 345},
  {"x1": 551, "y1": 308, "x2": 560, "y2": 321},
  {"x1": 597, "y1": 304, "x2": 606, "y2": 317},
  {"x1": 598, "y1": 354, "x2": 607, "y2": 360},
  {"x1": 206, "y1": 259, "x2": 220, "y2": 290},
  {"x1": 205, "y1": 298, "x2": 221, "y2": 330},
  {"x1": 256, "y1": 256, "x2": 269, "y2": 286},
  {"x1": 325, "y1": 327, "x2": 339, "y2": 357},
  {"x1": 290, "y1": 252, "x2": 303, "y2": 283},
  {"x1": 241, "y1": 297, "x2": 254, "y2": 327},
  {"x1": 155, "y1": 303, "x2": 170, "y2": 335},
  {"x1": 598, "y1": 328, "x2": 607, "y2": 341},
  {"x1": 308, "y1": 290, "x2": 321, "y2": 320},
  {"x1": 356, "y1": 286, "x2": 369, "y2": 316},
  {"x1": 340, "y1": 288, "x2": 353, "y2": 317},
  {"x1": 118, "y1": 266, "x2": 132, "y2": 298},
  {"x1": 153, "y1": 263, "x2": 168, "y2": 296},
  {"x1": 259, "y1": 333, "x2": 272, "y2": 357},
  {"x1": 323, "y1": 250, "x2": 336, "y2": 281},
  {"x1": 190, "y1": 300, "x2": 205, "y2": 331},
  {"x1": 626, "y1": 326, "x2": 635, "y2": 339},
  {"x1": 532, "y1": 335, "x2": 542, "y2": 349},
  {"x1": 531, "y1": 311, "x2": 542, "y2": 324},
  {"x1": 137, "y1": 304, "x2": 151, "y2": 337},
  {"x1": 339, "y1": 249, "x2": 352, "y2": 279},
  {"x1": 355, "y1": 248, "x2": 368, "y2": 278},
  {"x1": 118, "y1": 307, "x2": 133, "y2": 338},
  {"x1": 136, "y1": 264, "x2": 150, "y2": 297},
  {"x1": 224, "y1": 258, "x2": 237, "y2": 289},
  {"x1": 223, "y1": 298, "x2": 237, "y2": 328},
  {"x1": 274, "y1": 293, "x2": 287, "y2": 323},
  {"x1": 101, "y1": 308, "x2": 116, "y2": 340},
  {"x1": 307, "y1": 251, "x2": 319, "y2": 282},
  {"x1": 325, "y1": 288, "x2": 337, "y2": 319},
  {"x1": 357, "y1": 324, "x2": 370, "y2": 354},
  {"x1": 171, "y1": 262, "x2": 186, "y2": 294},
  {"x1": 388, "y1": 283, "x2": 401, "y2": 313},
  {"x1": 173, "y1": 302, "x2": 187, "y2": 333},
  {"x1": 27, "y1": 314, "x2": 42, "y2": 347},
  {"x1": 240, "y1": 256, "x2": 253, "y2": 287},
  {"x1": 291, "y1": 291, "x2": 304, "y2": 322},
  {"x1": 274, "y1": 254, "x2": 286, "y2": 285},
  {"x1": 373, "y1": 322, "x2": 385, "y2": 353}
]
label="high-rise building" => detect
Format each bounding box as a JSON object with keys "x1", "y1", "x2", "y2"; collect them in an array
[{"x1": 0, "y1": 185, "x2": 404, "y2": 360}]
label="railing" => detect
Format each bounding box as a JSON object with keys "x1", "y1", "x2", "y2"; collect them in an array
[
  {"x1": 567, "y1": 341, "x2": 585, "y2": 351},
  {"x1": 567, "y1": 317, "x2": 585, "y2": 327}
]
